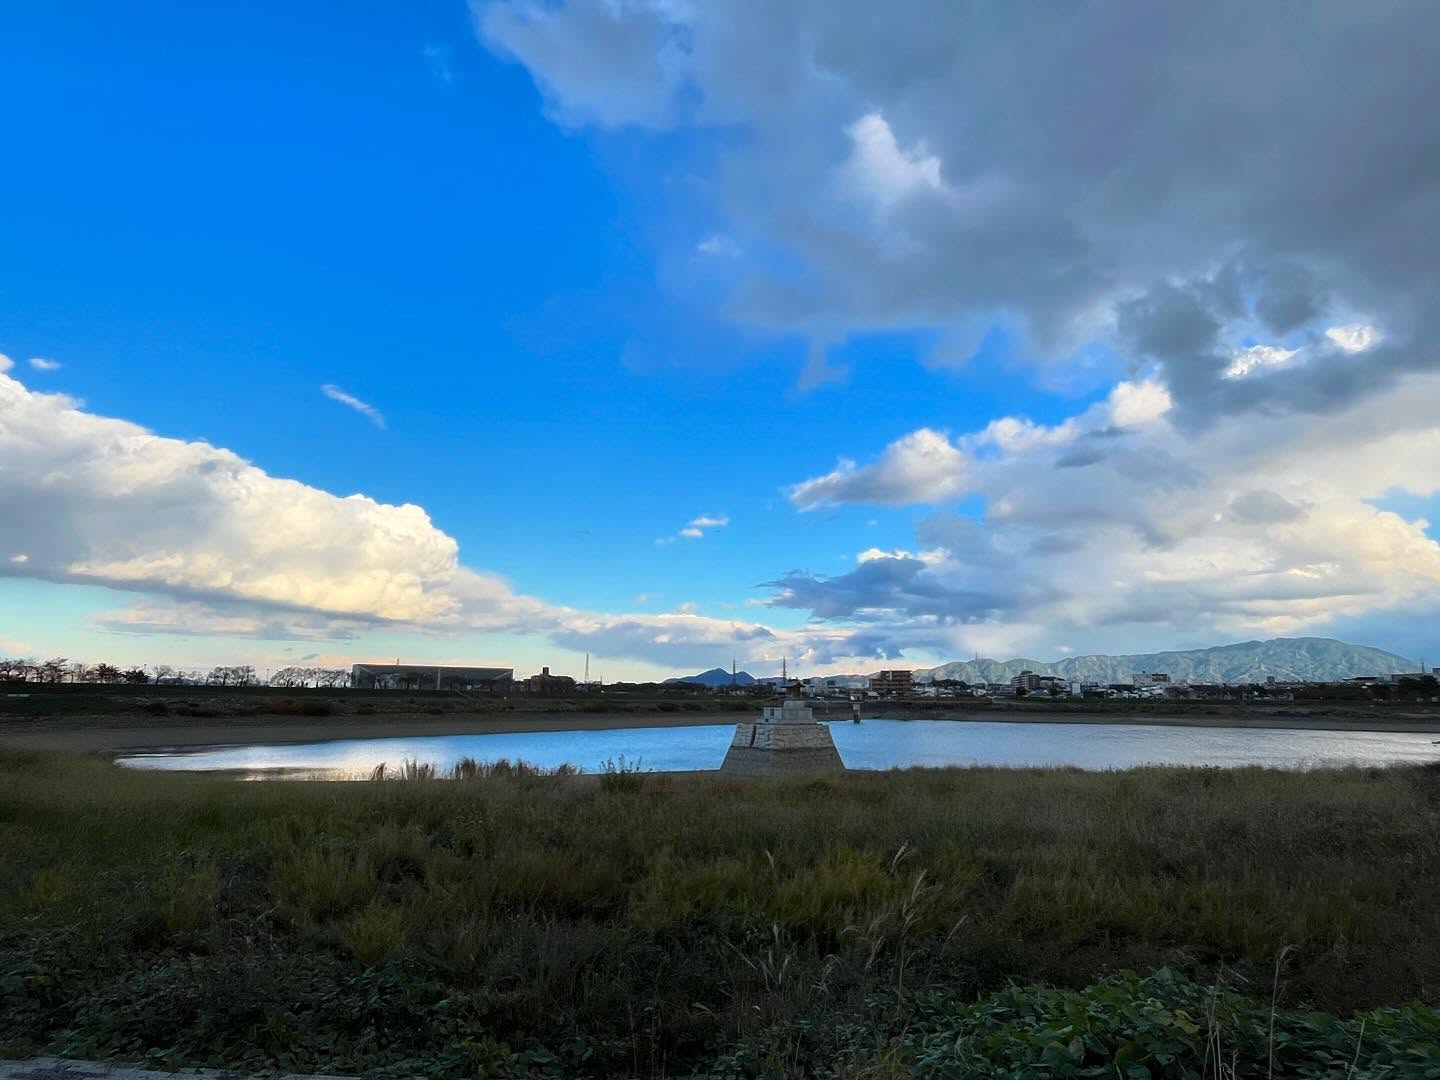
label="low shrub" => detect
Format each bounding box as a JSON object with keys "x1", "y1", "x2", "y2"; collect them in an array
[{"x1": 599, "y1": 755, "x2": 646, "y2": 793}]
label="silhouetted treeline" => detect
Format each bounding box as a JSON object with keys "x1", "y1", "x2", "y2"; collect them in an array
[{"x1": 0, "y1": 658, "x2": 348, "y2": 689}]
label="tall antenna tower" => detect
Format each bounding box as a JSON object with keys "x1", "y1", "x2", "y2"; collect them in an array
[
  {"x1": 731, "y1": 658, "x2": 737, "y2": 687},
  {"x1": 782, "y1": 657, "x2": 787, "y2": 685},
  {"x1": 584, "y1": 653, "x2": 590, "y2": 684}
]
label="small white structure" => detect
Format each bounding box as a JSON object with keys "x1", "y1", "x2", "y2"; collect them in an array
[{"x1": 720, "y1": 690, "x2": 845, "y2": 777}]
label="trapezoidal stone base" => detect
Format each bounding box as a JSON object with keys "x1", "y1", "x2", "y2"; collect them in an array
[{"x1": 719, "y1": 721, "x2": 845, "y2": 778}]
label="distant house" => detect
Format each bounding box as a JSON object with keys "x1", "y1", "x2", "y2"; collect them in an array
[
  {"x1": 1389, "y1": 672, "x2": 1433, "y2": 684},
  {"x1": 523, "y1": 666, "x2": 577, "y2": 694},
  {"x1": 350, "y1": 664, "x2": 513, "y2": 692},
  {"x1": 1131, "y1": 672, "x2": 1172, "y2": 687},
  {"x1": 802, "y1": 677, "x2": 853, "y2": 698},
  {"x1": 870, "y1": 670, "x2": 914, "y2": 697},
  {"x1": 1011, "y1": 670, "x2": 1066, "y2": 693}
]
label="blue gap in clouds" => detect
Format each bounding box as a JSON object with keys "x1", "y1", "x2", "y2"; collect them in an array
[{"x1": 1371, "y1": 491, "x2": 1440, "y2": 540}]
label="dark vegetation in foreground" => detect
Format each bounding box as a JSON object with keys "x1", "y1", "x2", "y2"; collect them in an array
[{"x1": 2, "y1": 753, "x2": 1438, "y2": 1077}]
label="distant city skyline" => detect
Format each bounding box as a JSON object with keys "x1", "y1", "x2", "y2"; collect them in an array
[{"x1": 3, "y1": 2, "x2": 1440, "y2": 680}]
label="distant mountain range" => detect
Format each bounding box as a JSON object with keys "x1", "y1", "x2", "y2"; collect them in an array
[
  {"x1": 666, "y1": 667, "x2": 758, "y2": 687},
  {"x1": 667, "y1": 639, "x2": 1419, "y2": 689},
  {"x1": 911, "y1": 638, "x2": 1417, "y2": 685}
]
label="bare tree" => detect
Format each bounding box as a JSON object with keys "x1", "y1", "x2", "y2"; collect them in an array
[
  {"x1": 89, "y1": 663, "x2": 122, "y2": 684},
  {"x1": 122, "y1": 667, "x2": 149, "y2": 684},
  {"x1": 39, "y1": 658, "x2": 68, "y2": 684},
  {"x1": 0, "y1": 658, "x2": 30, "y2": 683},
  {"x1": 271, "y1": 666, "x2": 308, "y2": 688},
  {"x1": 206, "y1": 665, "x2": 257, "y2": 687}
]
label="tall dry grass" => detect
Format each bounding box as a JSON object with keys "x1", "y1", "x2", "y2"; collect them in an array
[{"x1": 1, "y1": 750, "x2": 1438, "y2": 1075}]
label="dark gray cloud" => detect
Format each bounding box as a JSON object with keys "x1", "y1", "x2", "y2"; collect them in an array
[
  {"x1": 482, "y1": 0, "x2": 1440, "y2": 413},
  {"x1": 763, "y1": 555, "x2": 1020, "y2": 622},
  {"x1": 1253, "y1": 263, "x2": 1327, "y2": 336},
  {"x1": 1229, "y1": 490, "x2": 1306, "y2": 525},
  {"x1": 1055, "y1": 446, "x2": 1106, "y2": 469},
  {"x1": 912, "y1": 514, "x2": 1006, "y2": 566}
]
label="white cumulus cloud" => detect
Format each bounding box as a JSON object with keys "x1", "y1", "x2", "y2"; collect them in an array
[
  {"x1": 1326, "y1": 323, "x2": 1381, "y2": 353},
  {"x1": 791, "y1": 428, "x2": 969, "y2": 509},
  {"x1": 1224, "y1": 345, "x2": 1299, "y2": 380},
  {"x1": 771, "y1": 367, "x2": 1440, "y2": 657},
  {"x1": 1, "y1": 371, "x2": 453, "y2": 623},
  {"x1": 843, "y1": 112, "x2": 944, "y2": 210}
]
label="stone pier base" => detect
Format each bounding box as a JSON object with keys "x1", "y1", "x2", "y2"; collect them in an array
[{"x1": 719, "y1": 721, "x2": 845, "y2": 777}]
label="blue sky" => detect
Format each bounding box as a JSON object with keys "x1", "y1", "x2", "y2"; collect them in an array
[{"x1": 3, "y1": 2, "x2": 1439, "y2": 679}]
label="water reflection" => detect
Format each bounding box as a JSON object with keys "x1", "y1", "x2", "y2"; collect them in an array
[{"x1": 116, "y1": 719, "x2": 1440, "y2": 778}]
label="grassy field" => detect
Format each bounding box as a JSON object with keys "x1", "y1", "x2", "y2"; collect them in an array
[
  {"x1": 5, "y1": 681, "x2": 1438, "y2": 724},
  {"x1": 2, "y1": 752, "x2": 1439, "y2": 1076},
  {"x1": 0, "y1": 682, "x2": 749, "y2": 719}
]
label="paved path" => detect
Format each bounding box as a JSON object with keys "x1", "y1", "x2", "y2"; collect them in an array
[{"x1": 0, "y1": 1061, "x2": 356, "y2": 1079}]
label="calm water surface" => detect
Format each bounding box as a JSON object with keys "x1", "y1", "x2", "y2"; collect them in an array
[{"x1": 115, "y1": 719, "x2": 1440, "y2": 778}]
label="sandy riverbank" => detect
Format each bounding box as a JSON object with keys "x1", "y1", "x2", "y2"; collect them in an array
[{"x1": 3, "y1": 705, "x2": 1440, "y2": 754}]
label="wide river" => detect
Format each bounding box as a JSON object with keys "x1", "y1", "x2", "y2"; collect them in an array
[{"x1": 115, "y1": 719, "x2": 1440, "y2": 778}]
